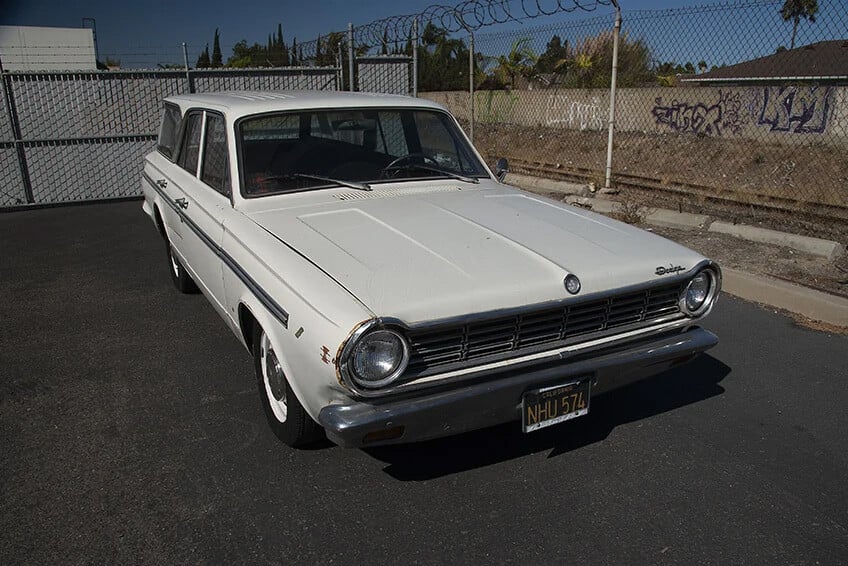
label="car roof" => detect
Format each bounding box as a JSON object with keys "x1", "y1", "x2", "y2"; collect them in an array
[{"x1": 164, "y1": 90, "x2": 447, "y2": 117}]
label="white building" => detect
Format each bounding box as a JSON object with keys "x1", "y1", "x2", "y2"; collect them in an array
[{"x1": 0, "y1": 25, "x2": 97, "y2": 71}]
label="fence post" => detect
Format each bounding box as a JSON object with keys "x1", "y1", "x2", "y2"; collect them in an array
[
  {"x1": 0, "y1": 62, "x2": 35, "y2": 204},
  {"x1": 336, "y1": 42, "x2": 343, "y2": 91},
  {"x1": 468, "y1": 30, "x2": 475, "y2": 143},
  {"x1": 347, "y1": 23, "x2": 355, "y2": 91},
  {"x1": 603, "y1": 1, "x2": 622, "y2": 192},
  {"x1": 182, "y1": 43, "x2": 196, "y2": 93},
  {"x1": 412, "y1": 18, "x2": 419, "y2": 97}
]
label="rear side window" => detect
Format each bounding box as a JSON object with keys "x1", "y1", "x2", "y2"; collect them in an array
[
  {"x1": 201, "y1": 114, "x2": 230, "y2": 195},
  {"x1": 157, "y1": 104, "x2": 181, "y2": 160},
  {"x1": 178, "y1": 112, "x2": 203, "y2": 175}
]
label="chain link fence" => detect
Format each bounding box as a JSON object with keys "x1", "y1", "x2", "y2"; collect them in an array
[
  {"x1": 420, "y1": 0, "x2": 847, "y2": 241},
  {"x1": 0, "y1": 67, "x2": 339, "y2": 207},
  {"x1": 3, "y1": 0, "x2": 846, "y2": 242}
]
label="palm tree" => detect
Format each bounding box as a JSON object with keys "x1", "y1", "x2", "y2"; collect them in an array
[
  {"x1": 780, "y1": 0, "x2": 818, "y2": 49},
  {"x1": 495, "y1": 38, "x2": 537, "y2": 89}
]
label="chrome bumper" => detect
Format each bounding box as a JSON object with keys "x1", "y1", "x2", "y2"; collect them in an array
[{"x1": 318, "y1": 327, "x2": 718, "y2": 448}]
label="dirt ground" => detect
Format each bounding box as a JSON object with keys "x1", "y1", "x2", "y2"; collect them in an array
[{"x1": 476, "y1": 123, "x2": 848, "y2": 243}]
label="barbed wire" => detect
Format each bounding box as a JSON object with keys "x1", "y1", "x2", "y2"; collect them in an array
[
  {"x1": 625, "y1": 0, "x2": 781, "y2": 21},
  {"x1": 351, "y1": 0, "x2": 614, "y2": 47}
]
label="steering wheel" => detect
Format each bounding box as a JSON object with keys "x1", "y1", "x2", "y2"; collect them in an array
[{"x1": 381, "y1": 153, "x2": 439, "y2": 177}]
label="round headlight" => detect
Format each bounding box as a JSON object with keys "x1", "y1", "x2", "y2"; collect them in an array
[
  {"x1": 564, "y1": 274, "x2": 581, "y2": 295},
  {"x1": 349, "y1": 329, "x2": 409, "y2": 388},
  {"x1": 683, "y1": 271, "x2": 711, "y2": 313}
]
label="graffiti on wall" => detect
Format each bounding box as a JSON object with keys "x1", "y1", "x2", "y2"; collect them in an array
[
  {"x1": 757, "y1": 86, "x2": 832, "y2": 133},
  {"x1": 651, "y1": 90, "x2": 756, "y2": 136},
  {"x1": 545, "y1": 95, "x2": 605, "y2": 130},
  {"x1": 652, "y1": 86, "x2": 833, "y2": 136}
]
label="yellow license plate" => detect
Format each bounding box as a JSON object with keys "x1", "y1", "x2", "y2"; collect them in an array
[{"x1": 522, "y1": 379, "x2": 591, "y2": 433}]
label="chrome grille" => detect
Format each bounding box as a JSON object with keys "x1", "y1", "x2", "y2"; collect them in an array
[{"x1": 405, "y1": 281, "x2": 685, "y2": 375}]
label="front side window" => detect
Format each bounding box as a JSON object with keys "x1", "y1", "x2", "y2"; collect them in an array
[
  {"x1": 201, "y1": 113, "x2": 230, "y2": 195},
  {"x1": 157, "y1": 103, "x2": 181, "y2": 160},
  {"x1": 178, "y1": 112, "x2": 203, "y2": 176},
  {"x1": 238, "y1": 108, "x2": 487, "y2": 196}
]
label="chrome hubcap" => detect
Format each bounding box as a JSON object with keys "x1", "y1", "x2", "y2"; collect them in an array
[{"x1": 260, "y1": 332, "x2": 287, "y2": 422}]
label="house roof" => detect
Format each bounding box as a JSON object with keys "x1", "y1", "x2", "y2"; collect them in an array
[{"x1": 682, "y1": 40, "x2": 848, "y2": 83}]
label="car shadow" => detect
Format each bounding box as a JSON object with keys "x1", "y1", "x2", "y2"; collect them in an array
[{"x1": 363, "y1": 354, "x2": 731, "y2": 481}]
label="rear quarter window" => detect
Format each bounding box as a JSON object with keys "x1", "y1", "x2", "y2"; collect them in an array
[{"x1": 157, "y1": 103, "x2": 182, "y2": 160}]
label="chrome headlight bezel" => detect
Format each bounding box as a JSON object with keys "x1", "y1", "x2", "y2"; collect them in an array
[
  {"x1": 679, "y1": 268, "x2": 721, "y2": 317},
  {"x1": 339, "y1": 323, "x2": 410, "y2": 390}
]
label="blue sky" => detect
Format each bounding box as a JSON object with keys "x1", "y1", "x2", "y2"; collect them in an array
[{"x1": 2, "y1": 0, "x2": 845, "y2": 68}]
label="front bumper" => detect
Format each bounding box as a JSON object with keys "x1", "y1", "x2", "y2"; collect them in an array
[{"x1": 319, "y1": 326, "x2": 718, "y2": 448}]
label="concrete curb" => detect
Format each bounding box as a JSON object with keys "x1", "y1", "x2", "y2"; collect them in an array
[
  {"x1": 506, "y1": 173, "x2": 586, "y2": 196},
  {"x1": 722, "y1": 268, "x2": 848, "y2": 327},
  {"x1": 709, "y1": 221, "x2": 844, "y2": 261},
  {"x1": 644, "y1": 209, "x2": 709, "y2": 230}
]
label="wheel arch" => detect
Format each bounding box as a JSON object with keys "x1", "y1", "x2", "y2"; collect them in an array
[
  {"x1": 153, "y1": 204, "x2": 167, "y2": 240},
  {"x1": 235, "y1": 295, "x2": 332, "y2": 424},
  {"x1": 238, "y1": 302, "x2": 258, "y2": 353}
]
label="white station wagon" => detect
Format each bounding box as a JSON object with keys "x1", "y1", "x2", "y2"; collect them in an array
[{"x1": 141, "y1": 91, "x2": 721, "y2": 448}]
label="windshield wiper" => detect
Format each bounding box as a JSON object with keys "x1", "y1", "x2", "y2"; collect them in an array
[
  {"x1": 265, "y1": 173, "x2": 372, "y2": 191},
  {"x1": 384, "y1": 164, "x2": 480, "y2": 184}
]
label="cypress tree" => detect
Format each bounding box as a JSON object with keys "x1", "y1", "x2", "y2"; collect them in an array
[
  {"x1": 316, "y1": 35, "x2": 323, "y2": 65},
  {"x1": 271, "y1": 23, "x2": 288, "y2": 66},
  {"x1": 291, "y1": 38, "x2": 298, "y2": 66},
  {"x1": 196, "y1": 44, "x2": 210, "y2": 68},
  {"x1": 212, "y1": 28, "x2": 223, "y2": 67},
  {"x1": 280, "y1": 34, "x2": 289, "y2": 66}
]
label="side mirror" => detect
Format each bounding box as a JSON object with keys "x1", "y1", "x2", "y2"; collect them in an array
[{"x1": 495, "y1": 158, "x2": 509, "y2": 182}]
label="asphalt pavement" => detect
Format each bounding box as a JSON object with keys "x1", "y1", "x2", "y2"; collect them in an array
[{"x1": 2, "y1": 201, "x2": 847, "y2": 564}]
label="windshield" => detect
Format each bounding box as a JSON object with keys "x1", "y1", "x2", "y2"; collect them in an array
[{"x1": 238, "y1": 108, "x2": 488, "y2": 196}]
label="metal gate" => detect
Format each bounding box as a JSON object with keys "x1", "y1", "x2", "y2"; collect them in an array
[{"x1": 0, "y1": 67, "x2": 339, "y2": 208}]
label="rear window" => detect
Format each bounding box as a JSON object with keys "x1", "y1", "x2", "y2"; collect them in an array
[{"x1": 156, "y1": 103, "x2": 181, "y2": 160}]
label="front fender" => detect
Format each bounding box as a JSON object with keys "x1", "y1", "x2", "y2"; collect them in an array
[{"x1": 234, "y1": 294, "x2": 354, "y2": 423}]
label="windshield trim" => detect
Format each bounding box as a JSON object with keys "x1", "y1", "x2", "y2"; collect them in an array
[{"x1": 234, "y1": 106, "x2": 492, "y2": 200}]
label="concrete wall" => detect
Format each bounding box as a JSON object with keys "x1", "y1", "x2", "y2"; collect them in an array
[
  {"x1": 422, "y1": 85, "x2": 848, "y2": 146},
  {"x1": 0, "y1": 26, "x2": 96, "y2": 71}
]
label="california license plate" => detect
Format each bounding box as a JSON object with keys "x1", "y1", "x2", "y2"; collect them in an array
[{"x1": 522, "y1": 379, "x2": 591, "y2": 432}]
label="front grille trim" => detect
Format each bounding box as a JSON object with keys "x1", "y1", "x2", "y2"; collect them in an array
[{"x1": 403, "y1": 281, "x2": 686, "y2": 378}]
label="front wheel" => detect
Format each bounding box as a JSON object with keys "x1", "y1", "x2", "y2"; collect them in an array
[{"x1": 253, "y1": 324, "x2": 322, "y2": 447}]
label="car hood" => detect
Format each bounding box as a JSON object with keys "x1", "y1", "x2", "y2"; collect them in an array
[{"x1": 244, "y1": 183, "x2": 705, "y2": 324}]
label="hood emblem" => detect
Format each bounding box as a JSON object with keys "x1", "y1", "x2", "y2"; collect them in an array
[{"x1": 655, "y1": 264, "x2": 685, "y2": 276}]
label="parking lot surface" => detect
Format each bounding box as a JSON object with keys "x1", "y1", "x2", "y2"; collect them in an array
[{"x1": 2, "y1": 201, "x2": 847, "y2": 564}]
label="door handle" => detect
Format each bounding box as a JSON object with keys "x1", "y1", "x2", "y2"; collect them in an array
[
  {"x1": 174, "y1": 197, "x2": 189, "y2": 209},
  {"x1": 155, "y1": 178, "x2": 168, "y2": 188}
]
